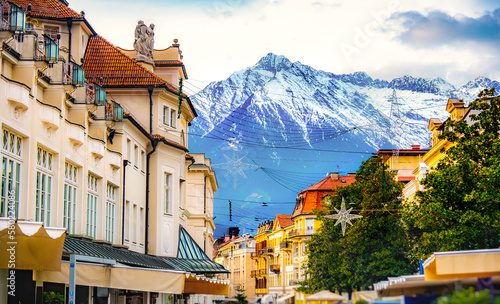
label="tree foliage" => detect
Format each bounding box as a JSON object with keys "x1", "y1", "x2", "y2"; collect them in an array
[
  {"x1": 235, "y1": 285, "x2": 248, "y2": 304},
  {"x1": 436, "y1": 287, "x2": 500, "y2": 304},
  {"x1": 404, "y1": 89, "x2": 500, "y2": 259},
  {"x1": 299, "y1": 156, "x2": 413, "y2": 294}
]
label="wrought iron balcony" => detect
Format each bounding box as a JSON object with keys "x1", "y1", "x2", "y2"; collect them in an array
[
  {"x1": 270, "y1": 264, "x2": 280, "y2": 273},
  {"x1": 280, "y1": 241, "x2": 292, "y2": 250}
]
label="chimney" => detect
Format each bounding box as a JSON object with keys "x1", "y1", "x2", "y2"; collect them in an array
[
  {"x1": 411, "y1": 145, "x2": 421, "y2": 150},
  {"x1": 330, "y1": 172, "x2": 339, "y2": 180}
]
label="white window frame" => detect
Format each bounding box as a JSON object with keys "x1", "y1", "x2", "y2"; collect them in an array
[
  {"x1": 35, "y1": 147, "x2": 53, "y2": 226},
  {"x1": 124, "y1": 200, "x2": 130, "y2": 243},
  {"x1": 163, "y1": 106, "x2": 169, "y2": 125},
  {"x1": 139, "y1": 207, "x2": 144, "y2": 246},
  {"x1": 170, "y1": 108, "x2": 176, "y2": 128},
  {"x1": 106, "y1": 183, "x2": 116, "y2": 243},
  {"x1": 164, "y1": 172, "x2": 171, "y2": 214},
  {"x1": 134, "y1": 145, "x2": 138, "y2": 169},
  {"x1": 1, "y1": 129, "x2": 22, "y2": 218},
  {"x1": 87, "y1": 174, "x2": 98, "y2": 238},
  {"x1": 132, "y1": 203, "x2": 137, "y2": 244},
  {"x1": 63, "y1": 162, "x2": 78, "y2": 234}
]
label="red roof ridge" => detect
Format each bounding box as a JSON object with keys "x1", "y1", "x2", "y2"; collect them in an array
[{"x1": 96, "y1": 35, "x2": 167, "y2": 85}]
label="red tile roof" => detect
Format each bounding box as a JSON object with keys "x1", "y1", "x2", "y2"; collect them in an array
[
  {"x1": 276, "y1": 214, "x2": 293, "y2": 229},
  {"x1": 83, "y1": 35, "x2": 167, "y2": 87},
  {"x1": 11, "y1": 0, "x2": 83, "y2": 19},
  {"x1": 292, "y1": 174, "x2": 356, "y2": 218}
]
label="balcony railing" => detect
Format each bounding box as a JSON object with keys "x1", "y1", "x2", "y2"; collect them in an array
[
  {"x1": 280, "y1": 241, "x2": 292, "y2": 250},
  {"x1": 258, "y1": 269, "x2": 266, "y2": 275},
  {"x1": 270, "y1": 264, "x2": 280, "y2": 274},
  {"x1": 262, "y1": 247, "x2": 273, "y2": 255},
  {"x1": 288, "y1": 229, "x2": 314, "y2": 238}
]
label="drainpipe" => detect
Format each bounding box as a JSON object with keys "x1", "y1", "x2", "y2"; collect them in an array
[
  {"x1": 145, "y1": 86, "x2": 154, "y2": 254},
  {"x1": 66, "y1": 19, "x2": 72, "y2": 60},
  {"x1": 145, "y1": 138, "x2": 158, "y2": 254},
  {"x1": 204, "y1": 176, "x2": 207, "y2": 253},
  {"x1": 122, "y1": 160, "x2": 130, "y2": 245}
]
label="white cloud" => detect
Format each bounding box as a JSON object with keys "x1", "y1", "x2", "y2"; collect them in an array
[{"x1": 68, "y1": 0, "x2": 499, "y2": 88}]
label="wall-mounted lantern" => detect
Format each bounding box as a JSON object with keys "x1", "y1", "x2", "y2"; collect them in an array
[
  {"x1": 72, "y1": 63, "x2": 85, "y2": 86},
  {"x1": 9, "y1": 4, "x2": 26, "y2": 33},
  {"x1": 44, "y1": 35, "x2": 59, "y2": 63},
  {"x1": 94, "y1": 85, "x2": 106, "y2": 105}
]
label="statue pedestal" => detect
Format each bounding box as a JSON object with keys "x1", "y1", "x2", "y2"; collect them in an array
[{"x1": 136, "y1": 56, "x2": 155, "y2": 72}]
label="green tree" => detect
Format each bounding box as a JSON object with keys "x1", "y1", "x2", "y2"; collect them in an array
[
  {"x1": 404, "y1": 89, "x2": 500, "y2": 259},
  {"x1": 43, "y1": 291, "x2": 64, "y2": 304},
  {"x1": 235, "y1": 285, "x2": 248, "y2": 304},
  {"x1": 299, "y1": 156, "x2": 413, "y2": 296},
  {"x1": 436, "y1": 287, "x2": 500, "y2": 304}
]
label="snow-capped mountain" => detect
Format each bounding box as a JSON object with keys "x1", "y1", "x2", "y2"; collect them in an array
[
  {"x1": 188, "y1": 53, "x2": 499, "y2": 235},
  {"x1": 190, "y1": 53, "x2": 497, "y2": 153}
]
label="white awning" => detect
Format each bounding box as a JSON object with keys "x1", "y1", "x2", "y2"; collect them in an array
[{"x1": 277, "y1": 294, "x2": 294, "y2": 303}]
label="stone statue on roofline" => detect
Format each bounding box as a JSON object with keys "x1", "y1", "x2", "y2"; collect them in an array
[{"x1": 134, "y1": 20, "x2": 154, "y2": 63}]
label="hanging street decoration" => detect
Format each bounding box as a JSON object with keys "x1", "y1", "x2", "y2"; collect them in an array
[
  {"x1": 324, "y1": 197, "x2": 363, "y2": 236},
  {"x1": 212, "y1": 153, "x2": 260, "y2": 190}
]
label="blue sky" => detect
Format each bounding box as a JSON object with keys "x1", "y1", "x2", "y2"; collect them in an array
[{"x1": 69, "y1": 0, "x2": 500, "y2": 88}]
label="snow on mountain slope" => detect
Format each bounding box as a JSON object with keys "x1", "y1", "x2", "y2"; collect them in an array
[{"x1": 191, "y1": 53, "x2": 496, "y2": 153}]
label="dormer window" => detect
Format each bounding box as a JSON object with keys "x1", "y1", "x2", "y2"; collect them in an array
[
  {"x1": 72, "y1": 63, "x2": 85, "y2": 86},
  {"x1": 9, "y1": 4, "x2": 25, "y2": 33},
  {"x1": 44, "y1": 35, "x2": 59, "y2": 63}
]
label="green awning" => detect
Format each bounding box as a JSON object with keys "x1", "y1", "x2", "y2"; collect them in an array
[{"x1": 63, "y1": 236, "x2": 228, "y2": 274}]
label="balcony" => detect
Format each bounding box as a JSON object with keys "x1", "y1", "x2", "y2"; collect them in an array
[
  {"x1": 90, "y1": 139, "x2": 105, "y2": 159},
  {"x1": 5, "y1": 79, "x2": 30, "y2": 112},
  {"x1": 40, "y1": 106, "x2": 60, "y2": 130},
  {"x1": 108, "y1": 152, "x2": 122, "y2": 169},
  {"x1": 250, "y1": 270, "x2": 257, "y2": 278},
  {"x1": 280, "y1": 241, "x2": 292, "y2": 250},
  {"x1": 262, "y1": 247, "x2": 273, "y2": 255},
  {"x1": 67, "y1": 123, "x2": 85, "y2": 147},
  {"x1": 270, "y1": 264, "x2": 280, "y2": 274},
  {"x1": 258, "y1": 269, "x2": 266, "y2": 276}
]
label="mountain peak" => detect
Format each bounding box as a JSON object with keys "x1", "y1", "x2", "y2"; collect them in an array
[{"x1": 254, "y1": 53, "x2": 293, "y2": 72}]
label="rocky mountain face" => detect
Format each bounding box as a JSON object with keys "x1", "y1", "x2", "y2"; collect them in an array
[{"x1": 191, "y1": 53, "x2": 497, "y2": 152}]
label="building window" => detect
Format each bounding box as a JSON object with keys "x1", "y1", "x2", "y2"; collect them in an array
[
  {"x1": 306, "y1": 218, "x2": 314, "y2": 235},
  {"x1": 106, "y1": 184, "x2": 116, "y2": 243},
  {"x1": 87, "y1": 174, "x2": 98, "y2": 238},
  {"x1": 134, "y1": 145, "x2": 138, "y2": 169},
  {"x1": 127, "y1": 138, "x2": 131, "y2": 160},
  {"x1": 140, "y1": 207, "x2": 144, "y2": 246},
  {"x1": 35, "y1": 147, "x2": 53, "y2": 226},
  {"x1": 140, "y1": 150, "x2": 145, "y2": 172},
  {"x1": 132, "y1": 204, "x2": 137, "y2": 244},
  {"x1": 124, "y1": 200, "x2": 130, "y2": 242},
  {"x1": 170, "y1": 108, "x2": 176, "y2": 128},
  {"x1": 164, "y1": 173, "x2": 171, "y2": 214},
  {"x1": 163, "y1": 106, "x2": 169, "y2": 125},
  {"x1": 1, "y1": 129, "x2": 22, "y2": 218},
  {"x1": 63, "y1": 162, "x2": 78, "y2": 234}
]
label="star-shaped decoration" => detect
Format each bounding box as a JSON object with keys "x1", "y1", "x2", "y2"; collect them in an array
[
  {"x1": 325, "y1": 197, "x2": 363, "y2": 236},
  {"x1": 212, "y1": 153, "x2": 260, "y2": 190}
]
